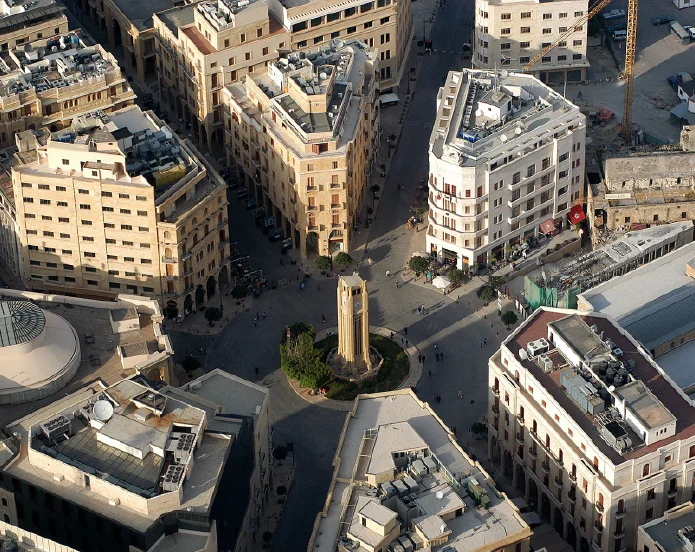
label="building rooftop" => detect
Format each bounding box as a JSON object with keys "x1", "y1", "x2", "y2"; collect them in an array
[
  {"x1": 603, "y1": 150, "x2": 695, "y2": 186},
  {"x1": 110, "y1": 0, "x2": 175, "y2": 31},
  {"x1": 311, "y1": 391, "x2": 529, "y2": 552},
  {"x1": 641, "y1": 502, "x2": 695, "y2": 552},
  {"x1": 197, "y1": 0, "x2": 268, "y2": 32},
  {"x1": 505, "y1": 309, "x2": 695, "y2": 464},
  {"x1": 431, "y1": 69, "x2": 584, "y2": 168},
  {"x1": 0, "y1": 0, "x2": 66, "y2": 33},
  {"x1": 156, "y1": 3, "x2": 197, "y2": 38},
  {"x1": 0, "y1": 290, "x2": 173, "y2": 430}
]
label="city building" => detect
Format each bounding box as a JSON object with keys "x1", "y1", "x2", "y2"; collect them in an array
[
  {"x1": 0, "y1": 369, "x2": 270, "y2": 552},
  {"x1": 154, "y1": 0, "x2": 290, "y2": 151},
  {"x1": 309, "y1": 389, "x2": 532, "y2": 552},
  {"x1": 0, "y1": 30, "x2": 136, "y2": 147},
  {"x1": 637, "y1": 501, "x2": 695, "y2": 552},
  {"x1": 578, "y1": 239, "x2": 695, "y2": 396},
  {"x1": 587, "y1": 129, "x2": 695, "y2": 232},
  {"x1": 0, "y1": 0, "x2": 69, "y2": 52},
  {"x1": 0, "y1": 288, "x2": 174, "y2": 409},
  {"x1": 488, "y1": 306, "x2": 695, "y2": 552},
  {"x1": 224, "y1": 39, "x2": 379, "y2": 257},
  {"x1": 426, "y1": 69, "x2": 585, "y2": 270},
  {"x1": 11, "y1": 104, "x2": 231, "y2": 318},
  {"x1": 473, "y1": 0, "x2": 589, "y2": 83},
  {"x1": 0, "y1": 145, "x2": 22, "y2": 280},
  {"x1": 0, "y1": 519, "x2": 79, "y2": 551},
  {"x1": 267, "y1": 0, "x2": 412, "y2": 92}
]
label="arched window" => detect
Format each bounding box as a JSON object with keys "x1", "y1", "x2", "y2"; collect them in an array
[
  {"x1": 163, "y1": 231, "x2": 171, "y2": 240},
  {"x1": 643, "y1": 464, "x2": 650, "y2": 477},
  {"x1": 598, "y1": 493, "x2": 604, "y2": 507},
  {"x1": 192, "y1": 217, "x2": 197, "y2": 225},
  {"x1": 689, "y1": 445, "x2": 695, "y2": 459},
  {"x1": 204, "y1": 208, "x2": 208, "y2": 216},
  {"x1": 1, "y1": 498, "x2": 6, "y2": 507},
  {"x1": 165, "y1": 248, "x2": 172, "y2": 258},
  {"x1": 617, "y1": 499, "x2": 624, "y2": 513}
]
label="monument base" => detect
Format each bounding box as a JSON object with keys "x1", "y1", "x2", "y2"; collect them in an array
[{"x1": 327, "y1": 347, "x2": 384, "y2": 383}]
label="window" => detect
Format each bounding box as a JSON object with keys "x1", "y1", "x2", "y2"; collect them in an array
[
  {"x1": 557, "y1": 55, "x2": 566, "y2": 61},
  {"x1": 38, "y1": 184, "x2": 49, "y2": 190},
  {"x1": 56, "y1": 186, "x2": 66, "y2": 192},
  {"x1": 118, "y1": 193, "x2": 129, "y2": 199},
  {"x1": 521, "y1": 11, "x2": 531, "y2": 18},
  {"x1": 79, "y1": 204, "x2": 90, "y2": 210},
  {"x1": 574, "y1": 11, "x2": 583, "y2": 16},
  {"x1": 501, "y1": 42, "x2": 511, "y2": 50},
  {"x1": 84, "y1": 252, "x2": 96, "y2": 258},
  {"x1": 121, "y1": 225, "x2": 132, "y2": 231},
  {"x1": 520, "y1": 41, "x2": 531, "y2": 48},
  {"x1": 543, "y1": 13, "x2": 552, "y2": 19},
  {"x1": 501, "y1": 27, "x2": 511, "y2": 35},
  {"x1": 573, "y1": 54, "x2": 582, "y2": 60},
  {"x1": 57, "y1": 201, "x2": 67, "y2": 207},
  {"x1": 542, "y1": 28, "x2": 552, "y2": 34},
  {"x1": 347, "y1": 26, "x2": 356, "y2": 34},
  {"x1": 59, "y1": 217, "x2": 69, "y2": 223},
  {"x1": 103, "y1": 206, "x2": 114, "y2": 212},
  {"x1": 573, "y1": 40, "x2": 582, "y2": 46},
  {"x1": 120, "y1": 209, "x2": 131, "y2": 214},
  {"x1": 521, "y1": 26, "x2": 530, "y2": 33},
  {"x1": 40, "y1": 199, "x2": 50, "y2": 205},
  {"x1": 559, "y1": 12, "x2": 567, "y2": 17},
  {"x1": 43, "y1": 231, "x2": 54, "y2": 237},
  {"x1": 81, "y1": 220, "x2": 92, "y2": 225}
]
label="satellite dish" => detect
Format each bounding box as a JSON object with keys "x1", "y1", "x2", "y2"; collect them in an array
[
  {"x1": 500, "y1": 135, "x2": 508, "y2": 143},
  {"x1": 436, "y1": 491, "x2": 444, "y2": 499},
  {"x1": 515, "y1": 127, "x2": 523, "y2": 135},
  {"x1": 500, "y1": 70, "x2": 508, "y2": 78},
  {"x1": 475, "y1": 109, "x2": 483, "y2": 116},
  {"x1": 440, "y1": 524, "x2": 447, "y2": 533},
  {"x1": 93, "y1": 400, "x2": 114, "y2": 422}
]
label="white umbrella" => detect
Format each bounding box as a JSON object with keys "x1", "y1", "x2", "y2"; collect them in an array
[{"x1": 432, "y1": 276, "x2": 451, "y2": 289}]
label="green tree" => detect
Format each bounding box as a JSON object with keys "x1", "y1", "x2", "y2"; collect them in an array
[
  {"x1": 370, "y1": 184, "x2": 381, "y2": 194},
  {"x1": 231, "y1": 285, "x2": 248, "y2": 299},
  {"x1": 204, "y1": 307, "x2": 223, "y2": 326},
  {"x1": 448, "y1": 268, "x2": 465, "y2": 286},
  {"x1": 279, "y1": 322, "x2": 330, "y2": 388},
  {"x1": 477, "y1": 285, "x2": 497, "y2": 303},
  {"x1": 470, "y1": 422, "x2": 488, "y2": 437},
  {"x1": 335, "y1": 252, "x2": 352, "y2": 267},
  {"x1": 409, "y1": 256, "x2": 429, "y2": 275},
  {"x1": 315, "y1": 255, "x2": 332, "y2": 271},
  {"x1": 182, "y1": 356, "x2": 201, "y2": 373},
  {"x1": 502, "y1": 310, "x2": 518, "y2": 328}
]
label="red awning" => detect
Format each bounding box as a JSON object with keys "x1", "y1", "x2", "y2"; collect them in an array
[
  {"x1": 539, "y1": 219, "x2": 556, "y2": 234},
  {"x1": 568, "y1": 205, "x2": 586, "y2": 225}
]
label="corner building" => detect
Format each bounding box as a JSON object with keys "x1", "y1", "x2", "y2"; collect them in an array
[
  {"x1": 11, "y1": 105, "x2": 231, "y2": 318},
  {"x1": 426, "y1": 69, "x2": 585, "y2": 270},
  {"x1": 224, "y1": 39, "x2": 379, "y2": 257},
  {"x1": 489, "y1": 307, "x2": 695, "y2": 552}
]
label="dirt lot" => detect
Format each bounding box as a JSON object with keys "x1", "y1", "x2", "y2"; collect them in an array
[{"x1": 548, "y1": 0, "x2": 695, "y2": 144}]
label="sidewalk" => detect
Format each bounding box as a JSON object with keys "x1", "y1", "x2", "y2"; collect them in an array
[
  {"x1": 255, "y1": 460, "x2": 296, "y2": 552},
  {"x1": 167, "y1": 291, "x2": 255, "y2": 336}
]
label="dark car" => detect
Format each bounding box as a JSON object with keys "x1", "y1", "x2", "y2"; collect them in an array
[
  {"x1": 236, "y1": 186, "x2": 248, "y2": 200},
  {"x1": 609, "y1": 23, "x2": 627, "y2": 33},
  {"x1": 652, "y1": 15, "x2": 676, "y2": 25},
  {"x1": 245, "y1": 196, "x2": 257, "y2": 210},
  {"x1": 667, "y1": 76, "x2": 679, "y2": 90},
  {"x1": 269, "y1": 227, "x2": 285, "y2": 241}
]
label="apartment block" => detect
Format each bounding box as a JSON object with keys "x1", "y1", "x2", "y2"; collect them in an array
[
  {"x1": 154, "y1": 0, "x2": 290, "y2": 150},
  {"x1": 473, "y1": 0, "x2": 589, "y2": 84},
  {"x1": 638, "y1": 501, "x2": 695, "y2": 552},
  {"x1": 0, "y1": 0, "x2": 69, "y2": 52},
  {"x1": 426, "y1": 69, "x2": 585, "y2": 270},
  {"x1": 0, "y1": 31, "x2": 136, "y2": 147},
  {"x1": 11, "y1": 105, "x2": 231, "y2": 318},
  {"x1": 489, "y1": 307, "x2": 695, "y2": 552},
  {"x1": 224, "y1": 39, "x2": 379, "y2": 257},
  {"x1": 309, "y1": 389, "x2": 532, "y2": 552},
  {"x1": 267, "y1": 0, "x2": 412, "y2": 91},
  {"x1": 0, "y1": 370, "x2": 270, "y2": 552}
]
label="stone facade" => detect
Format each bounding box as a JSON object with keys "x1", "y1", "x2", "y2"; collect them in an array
[
  {"x1": 473, "y1": 0, "x2": 590, "y2": 83},
  {"x1": 337, "y1": 274, "x2": 371, "y2": 372}
]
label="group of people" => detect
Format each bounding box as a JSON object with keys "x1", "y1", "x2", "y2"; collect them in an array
[{"x1": 416, "y1": 304, "x2": 427, "y2": 315}]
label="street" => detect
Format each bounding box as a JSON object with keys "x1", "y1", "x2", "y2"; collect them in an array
[{"x1": 167, "y1": 0, "x2": 521, "y2": 548}]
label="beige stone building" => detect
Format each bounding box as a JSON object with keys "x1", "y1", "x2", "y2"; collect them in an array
[
  {"x1": 0, "y1": 0, "x2": 69, "y2": 52},
  {"x1": 0, "y1": 370, "x2": 271, "y2": 552},
  {"x1": 0, "y1": 153, "x2": 21, "y2": 281},
  {"x1": 587, "y1": 129, "x2": 695, "y2": 232},
  {"x1": 309, "y1": 389, "x2": 532, "y2": 552},
  {"x1": 637, "y1": 501, "x2": 695, "y2": 552},
  {"x1": 224, "y1": 40, "x2": 379, "y2": 257},
  {"x1": 154, "y1": 0, "x2": 290, "y2": 151},
  {"x1": 489, "y1": 308, "x2": 695, "y2": 552},
  {"x1": 11, "y1": 105, "x2": 231, "y2": 318},
  {"x1": 0, "y1": 30, "x2": 136, "y2": 148},
  {"x1": 473, "y1": 0, "x2": 589, "y2": 84},
  {"x1": 267, "y1": 0, "x2": 412, "y2": 91}
]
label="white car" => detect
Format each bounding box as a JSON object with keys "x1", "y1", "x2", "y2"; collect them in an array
[
  {"x1": 603, "y1": 9, "x2": 626, "y2": 19},
  {"x1": 684, "y1": 25, "x2": 695, "y2": 39}
]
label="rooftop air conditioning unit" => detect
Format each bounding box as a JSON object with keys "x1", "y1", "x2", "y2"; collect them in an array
[
  {"x1": 527, "y1": 338, "x2": 549, "y2": 357},
  {"x1": 540, "y1": 354, "x2": 553, "y2": 373}
]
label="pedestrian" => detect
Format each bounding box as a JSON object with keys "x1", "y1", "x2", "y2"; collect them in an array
[
  {"x1": 418, "y1": 354, "x2": 422, "y2": 363},
  {"x1": 404, "y1": 327, "x2": 408, "y2": 335},
  {"x1": 484, "y1": 337, "x2": 488, "y2": 346},
  {"x1": 401, "y1": 337, "x2": 404, "y2": 344},
  {"x1": 417, "y1": 306, "x2": 421, "y2": 315},
  {"x1": 317, "y1": 284, "x2": 320, "y2": 292},
  {"x1": 390, "y1": 331, "x2": 394, "y2": 340},
  {"x1": 406, "y1": 339, "x2": 409, "y2": 347},
  {"x1": 434, "y1": 344, "x2": 438, "y2": 350},
  {"x1": 322, "y1": 313, "x2": 326, "y2": 323},
  {"x1": 428, "y1": 370, "x2": 432, "y2": 378},
  {"x1": 254, "y1": 320, "x2": 257, "y2": 327},
  {"x1": 422, "y1": 354, "x2": 425, "y2": 363},
  {"x1": 440, "y1": 351, "x2": 444, "y2": 360},
  {"x1": 436, "y1": 352, "x2": 440, "y2": 362},
  {"x1": 255, "y1": 366, "x2": 259, "y2": 375},
  {"x1": 395, "y1": 281, "x2": 399, "y2": 289},
  {"x1": 458, "y1": 389, "x2": 463, "y2": 398},
  {"x1": 386, "y1": 270, "x2": 391, "y2": 277},
  {"x1": 577, "y1": 89, "x2": 583, "y2": 99},
  {"x1": 262, "y1": 312, "x2": 266, "y2": 319}
]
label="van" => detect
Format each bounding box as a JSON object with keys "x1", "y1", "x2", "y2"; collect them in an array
[
  {"x1": 611, "y1": 30, "x2": 627, "y2": 40},
  {"x1": 669, "y1": 20, "x2": 691, "y2": 44}
]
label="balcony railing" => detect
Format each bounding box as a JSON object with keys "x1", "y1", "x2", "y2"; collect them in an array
[
  {"x1": 541, "y1": 462, "x2": 551, "y2": 474},
  {"x1": 595, "y1": 502, "x2": 604, "y2": 513},
  {"x1": 615, "y1": 509, "x2": 626, "y2": 519},
  {"x1": 528, "y1": 446, "x2": 538, "y2": 459},
  {"x1": 516, "y1": 433, "x2": 525, "y2": 445},
  {"x1": 555, "y1": 477, "x2": 563, "y2": 488},
  {"x1": 492, "y1": 405, "x2": 500, "y2": 416},
  {"x1": 492, "y1": 387, "x2": 500, "y2": 396},
  {"x1": 594, "y1": 521, "x2": 603, "y2": 533}
]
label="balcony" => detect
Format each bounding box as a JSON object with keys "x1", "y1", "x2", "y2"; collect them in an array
[
  {"x1": 492, "y1": 387, "x2": 500, "y2": 396},
  {"x1": 518, "y1": 417, "x2": 525, "y2": 426},
  {"x1": 516, "y1": 433, "x2": 525, "y2": 445},
  {"x1": 668, "y1": 488, "x2": 678, "y2": 497},
  {"x1": 161, "y1": 256, "x2": 176, "y2": 263},
  {"x1": 307, "y1": 225, "x2": 319, "y2": 232},
  {"x1": 528, "y1": 446, "x2": 538, "y2": 460},
  {"x1": 614, "y1": 531, "x2": 625, "y2": 539},
  {"x1": 541, "y1": 462, "x2": 551, "y2": 474},
  {"x1": 569, "y1": 472, "x2": 577, "y2": 482},
  {"x1": 164, "y1": 275, "x2": 178, "y2": 281},
  {"x1": 492, "y1": 405, "x2": 500, "y2": 416},
  {"x1": 568, "y1": 490, "x2": 576, "y2": 503},
  {"x1": 591, "y1": 541, "x2": 601, "y2": 552},
  {"x1": 330, "y1": 182, "x2": 344, "y2": 190},
  {"x1": 307, "y1": 204, "x2": 318, "y2": 212},
  {"x1": 331, "y1": 203, "x2": 344, "y2": 210},
  {"x1": 219, "y1": 239, "x2": 229, "y2": 250},
  {"x1": 615, "y1": 509, "x2": 626, "y2": 519},
  {"x1": 595, "y1": 503, "x2": 604, "y2": 513},
  {"x1": 594, "y1": 521, "x2": 603, "y2": 533},
  {"x1": 555, "y1": 477, "x2": 563, "y2": 488}
]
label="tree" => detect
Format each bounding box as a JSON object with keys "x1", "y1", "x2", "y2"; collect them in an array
[
  {"x1": 470, "y1": 422, "x2": 488, "y2": 437},
  {"x1": 231, "y1": 285, "x2": 248, "y2": 299},
  {"x1": 409, "y1": 256, "x2": 429, "y2": 275},
  {"x1": 448, "y1": 268, "x2": 465, "y2": 286},
  {"x1": 182, "y1": 356, "x2": 201, "y2": 373},
  {"x1": 315, "y1": 255, "x2": 332, "y2": 271},
  {"x1": 279, "y1": 322, "x2": 331, "y2": 389},
  {"x1": 370, "y1": 184, "x2": 381, "y2": 194},
  {"x1": 273, "y1": 446, "x2": 288, "y2": 460},
  {"x1": 335, "y1": 252, "x2": 352, "y2": 267},
  {"x1": 477, "y1": 285, "x2": 497, "y2": 303},
  {"x1": 204, "y1": 307, "x2": 223, "y2": 326},
  {"x1": 502, "y1": 310, "x2": 518, "y2": 329}
]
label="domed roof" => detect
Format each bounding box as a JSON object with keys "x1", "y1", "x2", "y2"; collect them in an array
[{"x1": 0, "y1": 301, "x2": 45, "y2": 347}]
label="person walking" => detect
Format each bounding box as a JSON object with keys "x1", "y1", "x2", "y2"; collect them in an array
[
  {"x1": 404, "y1": 326, "x2": 408, "y2": 336},
  {"x1": 483, "y1": 337, "x2": 488, "y2": 346},
  {"x1": 255, "y1": 366, "x2": 259, "y2": 375},
  {"x1": 262, "y1": 312, "x2": 266, "y2": 320},
  {"x1": 434, "y1": 344, "x2": 438, "y2": 351},
  {"x1": 390, "y1": 331, "x2": 394, "y2": 340},
  {"x1": 418, "y1": 354, "x2": 422, "y2": 364},
  {"x1": 428, "y1": 370, "x2": 432, "y2": 378},
  {"x1": 386, "y1": 270, "x2": 391, "y2": 277},
  {"x1": 458, "y1": 389, "x2": 463, "y2": 398},
  {"x1": 321, "y1": 313, "x2": 326, "y2": 323},
  {"x1": 422, "y1": 354, "x2": 425, "y2": 363},
  {"x1": 317, "y1": 284, "x2": 320, "y2": 292}
]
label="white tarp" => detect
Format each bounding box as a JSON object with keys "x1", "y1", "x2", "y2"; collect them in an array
[
  {"x1": 432, "y1": 276, "x2": 451, "y2": 289},
  {"x1": 379, "y1": 93, "x2": 399, "y2": 105}
]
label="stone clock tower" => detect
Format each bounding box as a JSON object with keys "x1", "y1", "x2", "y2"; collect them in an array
[{"x1": 337, "y1": 273, "x2": 371, "y2": 373}]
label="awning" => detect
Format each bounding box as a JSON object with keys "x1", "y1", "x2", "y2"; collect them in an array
[
  {"x1": 432, "y1": 276, "x2": 451, "y2": 289},
  {"x1": 379, "y1": 93, "x2": 399, "y2": 105},
  {"x1": 539, "y1": 219, "x2": 556, "y2": 234},
  {"x1": 568, "y1": 205, "x2": 586, "y2": 225}
]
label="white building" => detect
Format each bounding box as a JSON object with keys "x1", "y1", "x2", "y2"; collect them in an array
[
  {"x1": 473, "y1": 0, "x2": 590, "y2": 83},
  {"x1": 489, "y1": 307, "x2": 695, "y2": 552},
  {"x1": 426, "y1": 69, "x2": 585, "y2": 270}
]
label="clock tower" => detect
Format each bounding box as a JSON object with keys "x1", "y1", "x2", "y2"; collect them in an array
[{"x1": 337, "y1": 273, "x2": 372, "y2": 373}]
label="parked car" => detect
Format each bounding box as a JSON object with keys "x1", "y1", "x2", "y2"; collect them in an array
[
  {"x1": 609, "y1": 23, "x2": 627, "y2": 33},
  {"x1": 652, "y1": 15, "x2": 676, "y2": 25},
  {"x1": 684, "y1": 25, "x2": 695, "y2": 39},
  {"x1": 667, "y1": 75, "x2": 679, "y2": 90},
  {"x1": 612, "y1": 30, "x2": 627, "y2": 40},
  {"x1": 603, "y1": 9, "x2": 626, "y2": 19}
]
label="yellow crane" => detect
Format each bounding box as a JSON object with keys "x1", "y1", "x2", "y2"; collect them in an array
[{"x1": 523, "y1": 0, "x2": 636, "y2": 143}]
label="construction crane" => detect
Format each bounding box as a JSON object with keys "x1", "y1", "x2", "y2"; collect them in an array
[{"x1": 523, "y1": 0, "x2": 636, "y2": 144}]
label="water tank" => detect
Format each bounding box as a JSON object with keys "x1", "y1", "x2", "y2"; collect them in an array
[
  {"x1": 606, "y1": 366, "x2": 616, "y2": 383},
  {"x1": 614, "y1": 373, "x2": 625, "y2": 387},
  {"x1": 598, "y1": 361, "x2": 608, "y2": 375},
  {"x1": 617, "y1": 366, "x2": 628, "y2": 378}
]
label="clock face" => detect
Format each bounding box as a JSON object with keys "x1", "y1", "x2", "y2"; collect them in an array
[{"x1": 355, "y1": 300, "x2": 362, "y2": 310}]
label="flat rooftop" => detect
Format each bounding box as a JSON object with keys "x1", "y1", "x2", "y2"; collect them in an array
[
  {"x1": 313, "y1": 391, "x2": 528, "y2": 551},
  {"x1": 431, "y1": 70, "x2": 583, "y2": 168},
  {"x1": 0, "y1": 0, "x2": 66, "y2": 32},
  {"x1": 110, "y1": 0, "x2": 175, "y2": 31},
  {"x1": 507, "y1": 310, "x2": 695, "y2": 463},
  {"x1": 155, "y1": 3, "x2": 196, "y2": 37},
  {"x1": 604, "y1": 150, "x2": 695, "y2": 186},
  {"x1": 642, "y1": 503, "x2": 695, "y2": 552}
]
